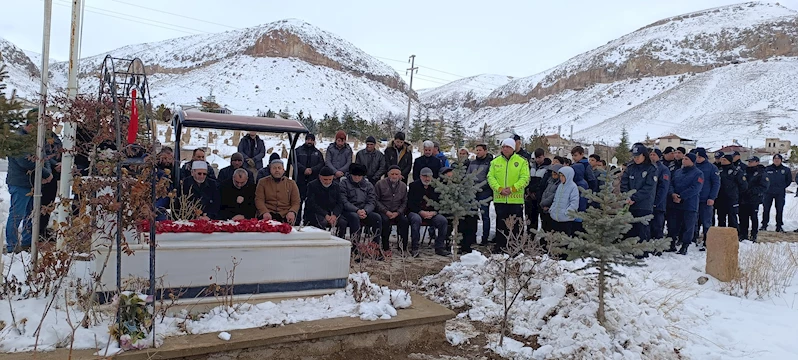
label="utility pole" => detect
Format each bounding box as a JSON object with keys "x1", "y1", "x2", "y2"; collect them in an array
[
  {"x1": 404, "y1": 55, "x2": 418, "y2": 133},
  {"x1": 55, "y1": 0, "x2": 83, "y2": 249},
  {"x1": 570, "y1": 124, "x2": 574, "y2": 141},
  {"x1": 31, "y1": 0, "x2": 53, "y2": 264}
]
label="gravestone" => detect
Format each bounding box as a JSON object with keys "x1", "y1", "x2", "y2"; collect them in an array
[
  {"x1": 164, "y1": 126, "x2": 172, "y2": 141},
  {"x1": 705, "y1": 227, "x2": 739, "y2": 282}
]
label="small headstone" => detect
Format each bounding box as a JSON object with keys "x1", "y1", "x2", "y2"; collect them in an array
[
  {"x1": 354, "y1": 139, "x2": 360, "y2": 149},
  {"x1": 164, "y1": 126, "x2": 172, "y2": 140},
  {"x1": 705, "y1": 227, "x2": 739, "y2": 282},
  {"x1": 697, "y1": 276, "x2": 709, "y2": 285},
  {"x1": 281, "y1": 145, "x2": 288, "y2": 159}
]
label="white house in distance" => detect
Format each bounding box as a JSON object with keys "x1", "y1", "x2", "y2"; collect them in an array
[
  {"x1": 493, "y1": 130, "x2": 516, "y2": 146},
  {"x1": 655, "y1": 134, "x2": 697, "y2": 151},
  {"x1": 765, "y1": 138, "x2": 791, "y2": 154}
]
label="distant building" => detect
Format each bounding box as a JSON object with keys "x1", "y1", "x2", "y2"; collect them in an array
[
  {"x1": 493, "y1": 130, "x2": 516, "y2": 146},
  {"x1": 655, "y1": 134, "x2": 697, "y2": 151},
  {"x1": 714, "y1": 145, "x2": 751, "y2": 162},
  {"x1": 765, "y1": 138, "x2": 791, "y2": 155}
]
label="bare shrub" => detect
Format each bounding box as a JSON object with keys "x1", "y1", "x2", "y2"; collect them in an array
[
  {"x1": 488, "y1": 215, "x2": 556, "y2": 347},
  {"x1": 720, "y1": 243, "x2": 798, "y2": 299}
]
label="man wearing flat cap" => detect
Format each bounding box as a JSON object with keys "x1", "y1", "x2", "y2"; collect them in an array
[
  {"x1": 255, "y1": 159, "x2": 301, "y2": 224},
  {"x1": 338, "y1": 163, "x2": 381, "y2": 243},
  {"x1": 303, "y1": 166, "x2": 343, "y2": 229},
  {"x1": 355, "y1": 135, "x2": 387, "y2": 185},
  {"x1": 374, "y1": 165, "x2": 409, "y2": 252}
]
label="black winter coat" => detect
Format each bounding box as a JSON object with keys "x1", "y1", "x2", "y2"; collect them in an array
[
  {"x1": 238, "y1": 135, "x2": 266, "y2": 170},
  {"x1": 384, "y1": 143, "x2": 413, "y2": 182},
  {"x1": 295, "y1": 144, "x2": 325, "y2": 197},
  {"x1": 218, "y1": 179, "x2": 257, "y2": 220},
  {"x1": 620, "y1": 162, "x2": 658, "y2": 212},
  {"x1": 355, "y1": 149, "x2": 387, "y2": 184},
  {"x1": 717, "y1": 164, "x2": 747, "y2": 206},
  {"x1": 303, "y1": 179, "x2": 344, "y2": 223},
  {"x1": 413, "y1": 155, "x2": 443, "y2": 180},
  {"x1": 653, "y1": 161, "x2": 671, "y2": 211},
  {"x1": 765, "y1": 164, "x2": 792, "y2": 195},
  {"x1": 407, "y1": 180, "x2": 440, "y2": 214},
  {"x1": 178, "y1": 177, "x2": 220, "y2": 219},
  {"x1": 217, "y1": 166, "x2": 254, "y2": 186},
  {"x1": 741, "y1": 165, "x2": 768, "y2": 205}
]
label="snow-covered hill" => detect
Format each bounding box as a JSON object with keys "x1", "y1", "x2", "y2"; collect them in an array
[
  {"x1": 2, "y1": 19, "x2": 416, "y2": 119},
  {"x1": 0, "y1": 38, "x2": 40, "y2": 98},
  {"x1": 421, "y1": 2, "x2": 798, "y2": 149},
  {"x1": 419, "y1": 74, "x2": 512, "y2": 120}
]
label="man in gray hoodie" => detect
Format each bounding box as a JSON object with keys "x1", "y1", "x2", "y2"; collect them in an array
[{"x1": 326, "y1": 130, "x2": 353, "y2": 179}]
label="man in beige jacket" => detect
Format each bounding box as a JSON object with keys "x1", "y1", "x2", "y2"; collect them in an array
[{"x1": 255, "y1": 159, "x2": 301, "y2": 224}]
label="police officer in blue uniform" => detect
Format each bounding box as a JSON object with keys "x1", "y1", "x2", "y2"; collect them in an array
[
  {"x1": 620, "y1": 143, "x2": 658, "y2": 242},
  {"x1": 649, "y1": 148, "x2": 671, "y2": 239},
  {"x1": 667, "y1": 153, "x2": 704, "y2": 255},
  {"x1": 694, "y1": 148, "x2": 720, "y2": 248},
  {"x1": 761, "y1": 154, "x2": 792, "y2": 232},
  {"x1": 740, "y1": 156, "x2": 768, "y2": 241},
  {"x1": 716, "y1": 154, "x2": 747, "y2": 231}
]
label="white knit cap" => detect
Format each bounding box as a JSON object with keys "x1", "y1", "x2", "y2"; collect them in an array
[
  {"x1": 501, "y1": 138, "x2": 515, "y2": 149},
  {"x1": 192, "y1": 161, "x2": 208, "y2": 170}
]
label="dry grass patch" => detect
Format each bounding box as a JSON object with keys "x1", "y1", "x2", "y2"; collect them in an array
[{"x1": 720, "y1": 242, "x2": 798, "y2": 299}]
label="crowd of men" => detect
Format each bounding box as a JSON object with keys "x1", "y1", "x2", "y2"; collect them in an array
[{"x1": 6, "y1": 127, "x2": 798, "y2": 257}]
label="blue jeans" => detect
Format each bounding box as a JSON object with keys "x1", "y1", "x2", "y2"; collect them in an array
[
  {"x1": 6, "y1": 185, "x2": 33, "y2": 252},
  {"x1": 478, "y1": 199, "x2": 491, "y2": 243}
]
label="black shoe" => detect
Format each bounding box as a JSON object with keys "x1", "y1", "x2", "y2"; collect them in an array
[
  {"x1": 776, "y1": 227, "x2": 785, "y2": 233},
  {"x1": 410, "y1": 249, "x2": 420, "y2": 258},
  {"x1": 677, "y1": 246, "x2": 688, "y2": 255},
  {"x1": 459, "y1": 247, "x2": 473, "y2": 254},
  {"x1": 751, "y1": 236, "x2": 757, "y2": 243},
  {"x1": 759, "y1": 225, "x2": 768, "y2": 231},
  {"x1": 435, "y1": 248, "x2": 452, "y2": 256}
]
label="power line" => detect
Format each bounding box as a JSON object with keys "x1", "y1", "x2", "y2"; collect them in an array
[
  {"x1": 110, "y1": 0, "x2": 238, "y2": 30},
  {"x1": 50, "y1": 0, "x2": 204, "y2": 35}
]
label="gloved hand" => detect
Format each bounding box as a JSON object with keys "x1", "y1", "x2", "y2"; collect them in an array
[{"x1": 246, "y1": 159, "x2": 255, "y2": 168}]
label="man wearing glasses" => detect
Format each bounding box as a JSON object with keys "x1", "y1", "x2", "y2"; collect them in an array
[{"x1": 178, "y1": 161, "x2": 220, "y2": 220}]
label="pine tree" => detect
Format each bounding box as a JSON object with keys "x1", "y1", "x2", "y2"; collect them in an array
[
  {"x1": 426, "y1": 163, "x2": 491, "y2": 257},
  {"x1": 527, "y1": 129, "x2": 550, "y2": 153},
  {"x1": 478, "y1": 122, "x2": 497, "y2": 152},
  {"x1": 0, "y1": 64, "x2": 34, "y2": 158},
  {"x1": 613, "y1": 128, "x2": 632, "y2": 165},
  {"x1": 433, "y1": 116, "x2": 447, "y2": 145},
  {"x1": 549, "y1": 169, "x2": 668, "y2": 325},
  {"x1": 448, "y1": 118, "x2": 466, "y2": 149},
  {"x1": 297, "y1": 110, "x2": 317, "y2": 134},
  {"x1": 265, "y1": 109, "x2": 276, "y2": 118},
  {"x1": 408, "y1": 117, "x2": 424, "y2": 143}
]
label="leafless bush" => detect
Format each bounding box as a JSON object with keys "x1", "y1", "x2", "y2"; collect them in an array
[
  {"x1": 720, "y1": 243, "x2": 798, "y2": 299},
  {"x1": 203, "y1": 257, "x2": 241, "y2": 310},
  {"x1": 488, "y1": 215, "x2": 556, "y2": 347},
  {"x1": 168, "y1": 191, "x2": 204, "y2": 221}
]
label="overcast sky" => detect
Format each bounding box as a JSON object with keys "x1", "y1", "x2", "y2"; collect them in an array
[{"x1": 2, "y1": 0, "x2": 796, "y2": 90}]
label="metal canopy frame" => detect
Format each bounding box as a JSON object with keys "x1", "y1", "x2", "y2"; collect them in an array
[
  {"x1": 172, "y1": 110, "x2": 309, "y2": 185},
  {"x1": 98, "y1": 55, "x2": 157, "y2": 347}
]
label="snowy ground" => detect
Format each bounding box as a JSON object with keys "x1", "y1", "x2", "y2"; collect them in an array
[
  {"x1": 0, "y1": 254, "x2": 410, "y2": 354},
  {"x1": 423, "y1": 244, "x2": 798, "y2": 360}
]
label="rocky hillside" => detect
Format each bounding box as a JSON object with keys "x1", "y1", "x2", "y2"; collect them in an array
[
  {"x1": 427, "y1": 2, "x2": 798, "y2": 149},
  {"x1": 419, "y1": 74, "x2": 512, "y2": 119},
  {"x1": 0, "y1": 38, "x2": 41, "y2": 98},
  {"x1": 2, "y1": 19, "x2": 416, "y2": 119}
]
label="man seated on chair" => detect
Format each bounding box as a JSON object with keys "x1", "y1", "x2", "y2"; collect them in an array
[
  {"x1": 304, "y1": 166, "x2": 343, "y2": 229},
  {"x1": 218, "y1": 168, "x2": 257, "y2": 220},
  {"x1": 178, "y1": 161, "x2": 220, "y2": 220},
  {"x1": 255, "y1": 159, "x2": 300, "y2": 224},
  {"x1": 375, "y1": 165, "x2": 409, "y2": 252},
  {"x1": 408, "y1": 167, "x2": 451, "y2": 257},
  {"x1": 338, "y1": 163, "x2": 381, "y2": 243}
]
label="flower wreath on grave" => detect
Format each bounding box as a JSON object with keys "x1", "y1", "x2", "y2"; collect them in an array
[{"x1": 141, "y1": 219, "x2": 293, "y2": 234}]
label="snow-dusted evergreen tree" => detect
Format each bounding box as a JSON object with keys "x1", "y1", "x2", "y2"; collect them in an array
[
  {"x1": 549, "y1": 168, "x2": 669, "y2": 325},
  {"x1": 0, "y1": 64, "x2": 34, "y2": 157},
  {"x1": 426, "y1": 163, "x2": 491, "y2": 257},
  {"x1": 613, "y1": 128, "x2": 631, "y2": 165}
]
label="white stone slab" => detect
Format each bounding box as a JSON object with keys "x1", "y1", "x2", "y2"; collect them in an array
[{"x1": 93, "y1": 227, "x2": 351, "y2": 301}]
